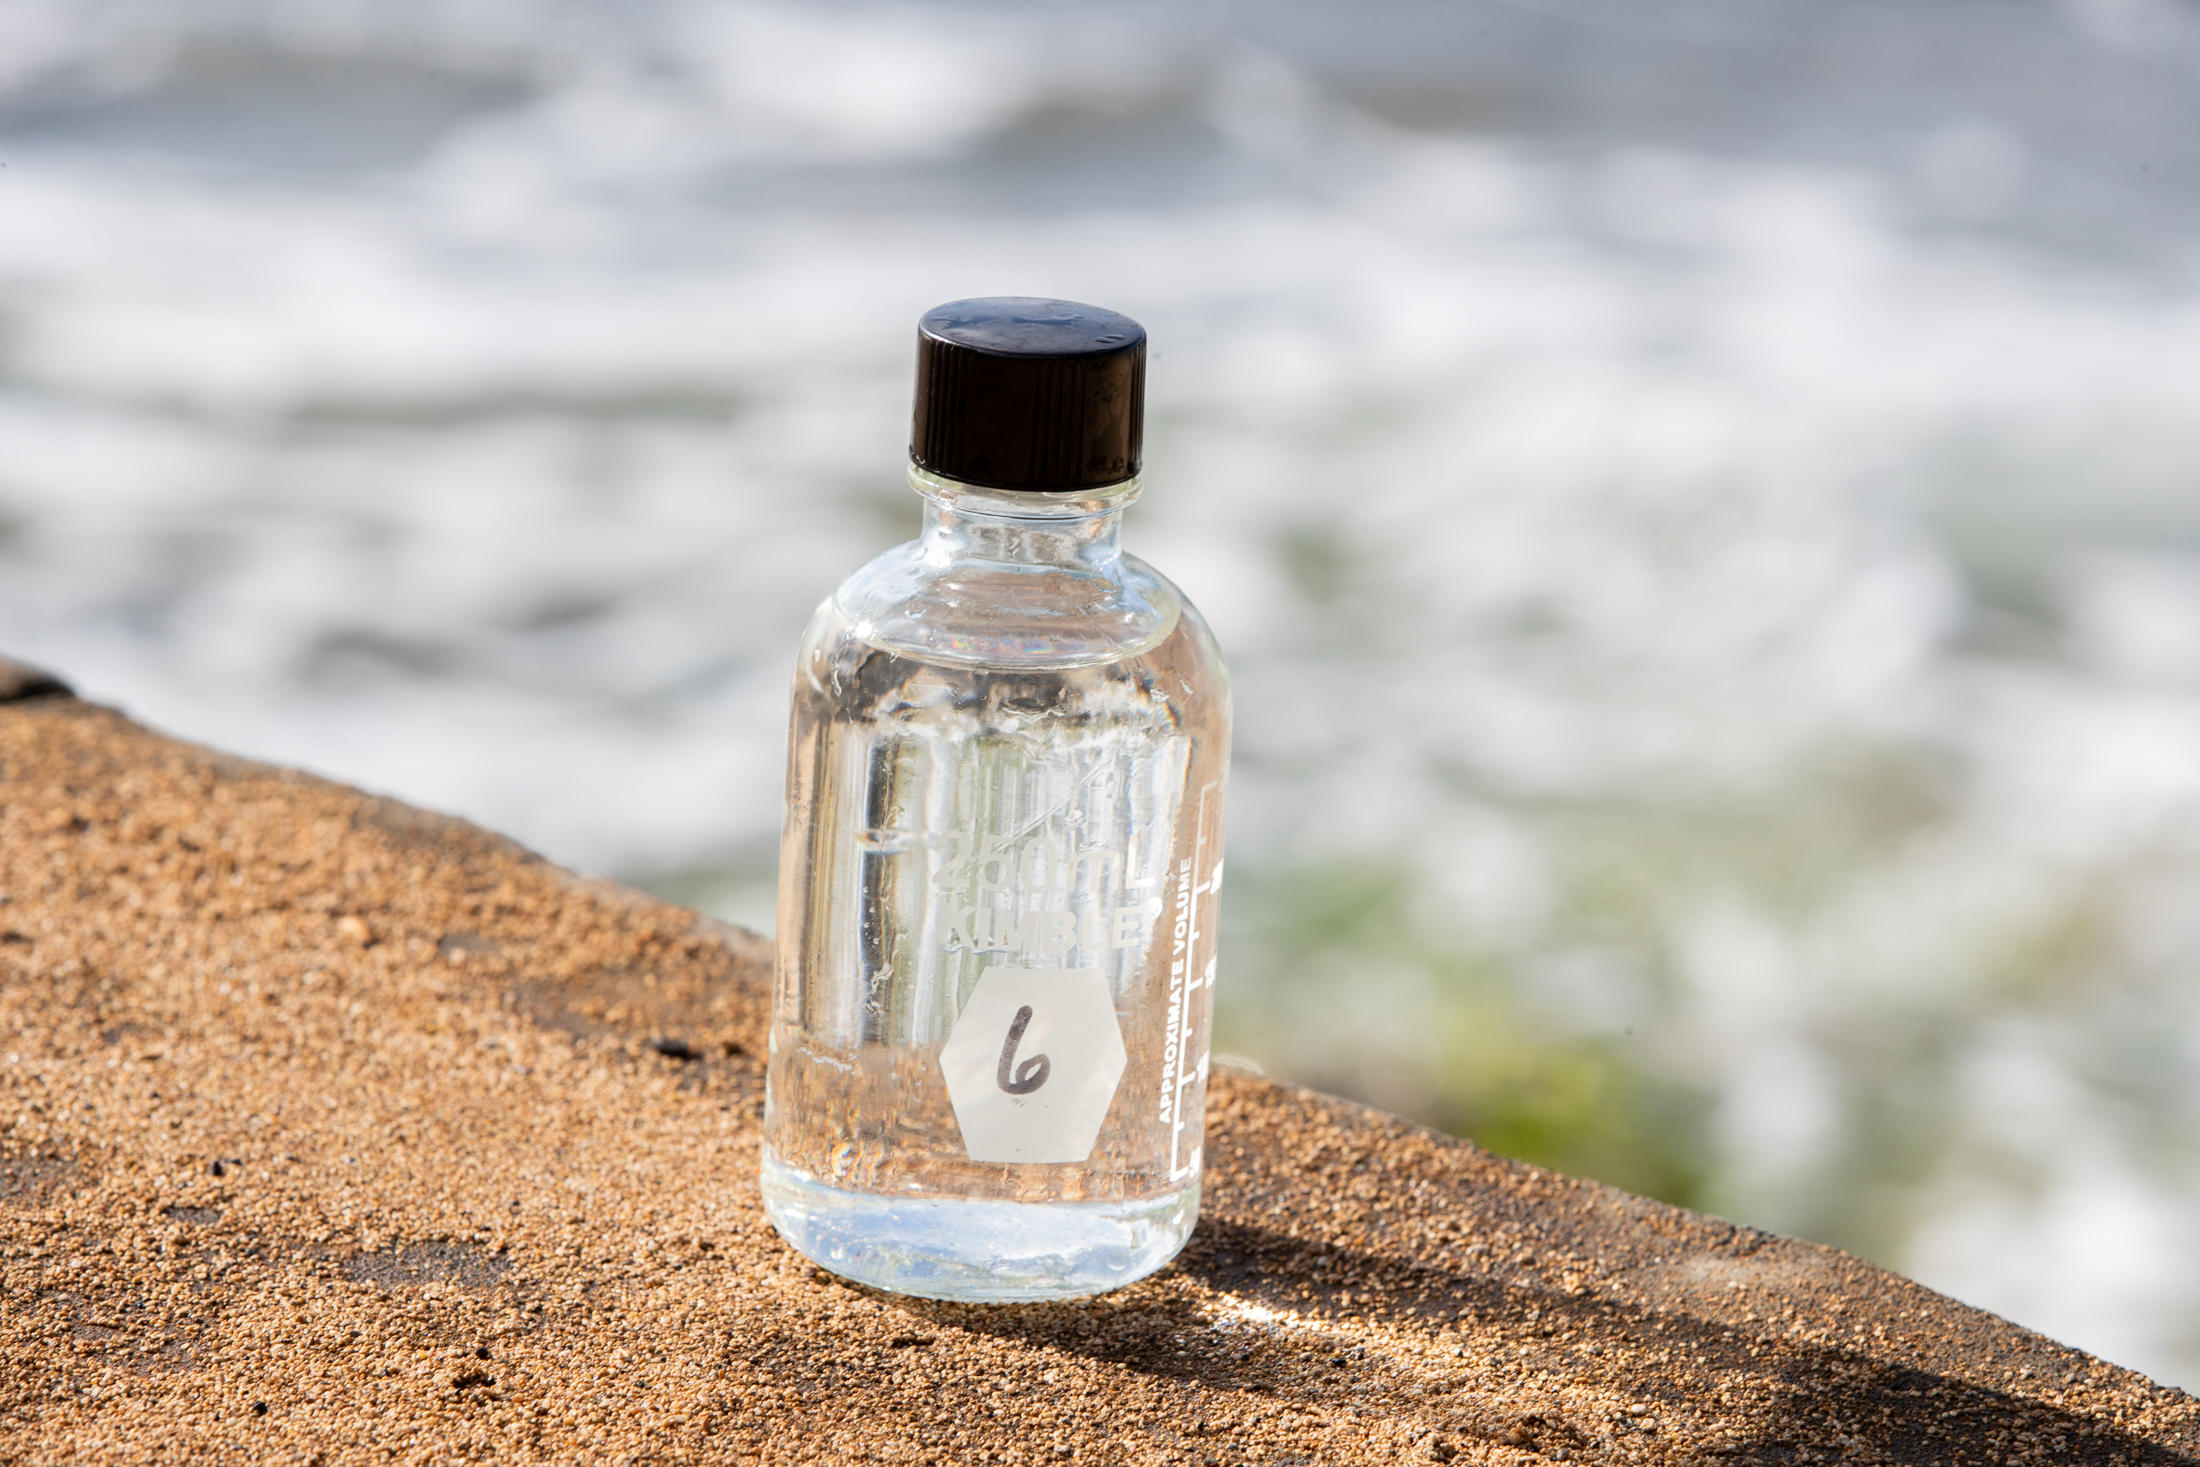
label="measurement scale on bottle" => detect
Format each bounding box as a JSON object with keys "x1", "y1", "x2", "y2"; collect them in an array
[{"x1": 1162, "y1": 780, "x2": 1223, "y2": 1184}]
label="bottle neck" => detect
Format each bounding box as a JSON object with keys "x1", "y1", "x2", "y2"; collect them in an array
[
  {"x1": 827, "y1": 464, "x2": 1177, "y2": 669},
  {"x1": 911, "y1": 465, "x2": 1137, "y2": 574}
]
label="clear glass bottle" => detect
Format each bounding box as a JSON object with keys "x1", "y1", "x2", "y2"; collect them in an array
[{"x1": 762, "y1": 299, "x2": 1229, "y2": 1301}]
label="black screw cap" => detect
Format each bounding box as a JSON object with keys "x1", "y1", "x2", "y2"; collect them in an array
[{"x1": 911, "y1": 297, "x2": 1146, "y2": 492}]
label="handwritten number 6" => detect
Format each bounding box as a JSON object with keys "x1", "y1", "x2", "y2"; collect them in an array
[{"x1": 996, "y1": 1005, "x2": 1051, "y2": 1095}]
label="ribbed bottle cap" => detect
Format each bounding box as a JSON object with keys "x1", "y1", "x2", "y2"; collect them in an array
[{"x1": 911, "y1": 297, "x2": 1146, "y2": 492}]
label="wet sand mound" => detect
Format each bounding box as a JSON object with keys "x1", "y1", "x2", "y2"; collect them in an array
[{"x1": 3, "y1": 668, "x2": 2194, "y2": 1463}]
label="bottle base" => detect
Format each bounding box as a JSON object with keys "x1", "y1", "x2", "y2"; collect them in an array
[{"x1": 759, "y1": 1150, "x2": 1200, "y2": 1302}]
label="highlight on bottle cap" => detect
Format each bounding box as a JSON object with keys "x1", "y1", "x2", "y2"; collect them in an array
[{"x1": 911, "y1": 297, "x2": 1146, "y2": 492}]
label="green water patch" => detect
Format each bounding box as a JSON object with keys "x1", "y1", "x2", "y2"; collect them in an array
[{"x1": 1212, "y1": 736, "x2": 2062, "y2": 1254}]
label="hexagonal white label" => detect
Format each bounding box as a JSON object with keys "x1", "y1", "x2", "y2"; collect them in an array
[{"x1": 939, "y1": 966, "x2": 1128, "y2": 1165}]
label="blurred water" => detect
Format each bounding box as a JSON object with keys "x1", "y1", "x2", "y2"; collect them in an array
[{"x1": 5, "y1": 0, "x2": 2200, "y2": 1383}]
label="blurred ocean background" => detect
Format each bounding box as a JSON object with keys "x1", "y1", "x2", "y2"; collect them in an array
[{"x1": 5, "y1": 0, "x2": 2200, "y2": 1383}]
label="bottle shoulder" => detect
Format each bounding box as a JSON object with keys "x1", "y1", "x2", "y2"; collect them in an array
[
  {"x1": 795, "y1": 576, "x2": 1228, "y2": 719},
  {"x1": 827, "y1": 538, "x2": 1191, "y2": 671}
]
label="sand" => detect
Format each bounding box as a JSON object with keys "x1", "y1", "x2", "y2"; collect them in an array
[{"x1": 3, "y1": 668, "x2": 2196, "y2": 1464}]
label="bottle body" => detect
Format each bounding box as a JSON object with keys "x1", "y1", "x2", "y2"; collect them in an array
[{"x1": 762, "y1": 470, "x2": 1228, "y2": 1301}]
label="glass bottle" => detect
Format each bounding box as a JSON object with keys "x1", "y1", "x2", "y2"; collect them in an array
[{"x1": 761, "y1": 298, "x2": 1230, "y2": 1301}]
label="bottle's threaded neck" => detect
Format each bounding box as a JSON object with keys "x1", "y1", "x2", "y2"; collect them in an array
[{"x1": 910, "y1": 464, "x2": 1136, "y2": 570}]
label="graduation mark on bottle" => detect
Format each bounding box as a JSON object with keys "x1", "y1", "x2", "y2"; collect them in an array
[{"x1": 1159, "y1": 781, "x2": 1224, "y2": 1184}]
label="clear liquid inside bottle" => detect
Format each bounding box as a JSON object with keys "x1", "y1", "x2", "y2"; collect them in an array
[{"x1": 762, "y1": 467, "x2": 1229, "y2": 1301}]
